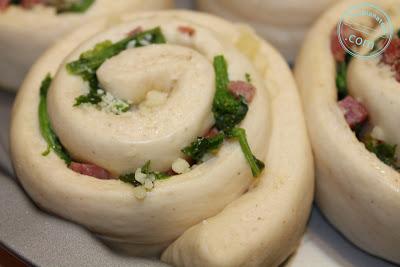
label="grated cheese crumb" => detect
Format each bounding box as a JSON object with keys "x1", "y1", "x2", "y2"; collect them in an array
[
  {"x1": 144, "y1": 179, "x2": 154, "y2": 190},
  {"x1": 371, "y1": 126, "x2": 385, "y2": 140},
  {"x1": 133, "y1": 186, "x2": 147, "y2": 200},
  {"x1": 135, "y1": 168, "x2": 146, "y2": 184},
  {"x1": 172, "y1": 158, "x2": 190, "y2": 174}
]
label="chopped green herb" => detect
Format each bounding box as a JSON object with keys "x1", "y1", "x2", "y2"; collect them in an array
[
  {"x1": 363, "y1": 136, "x2": 400, "y2": 170},
  {"x1": 336, "y1": 61, "x2": 347, "y2": 100},
  {"x1": 398, "y1": 29, "x2": 400, "y2": 38},
  {"x1": 119, "y1": 173, "x2": 141, "y2": 187},
  {"x1": 212, "y1": 55, "x2": 248, "y2": 132},
  {"x1": 57, "y1": 0, "x2": 95, "y2": 13},
  {"x1": 66, "y1": 27, "x2": 166, "y2": 107},
  {"x1": 182, "y1": 133, "x2": 225, "y2": 162},
  {"x1": 10, "y1": 0, "x2": 95, "y2": 13},
  {"x1": 228, "y1": 127, "x2": 265, "y2": 177},
  {"x1": 245, "y1": 73, "x2": 252, "y2": 83},
  {"x1": 38, "y1": 74, "x2": 71, "y2": 165},
  {"x1": 119, "y1": 160, "x2": 170, "y2": 186},
  {"x1": 140, "y1": 160, "x2": 170, "y2": 180}
]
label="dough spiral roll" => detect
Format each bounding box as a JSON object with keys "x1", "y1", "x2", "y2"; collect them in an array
[
  {"x1": 197, "y1": 0, "x2": 337, "y2": 61},
  {"x1": 295, "y1": 0, "x2": 400, "y2": 263},
  {"x1": 11, "y1": 10, "x2": 313, "y2": 266},
  {"x1": 0, "y1": 0, "x2": 172, "y2": 91}
]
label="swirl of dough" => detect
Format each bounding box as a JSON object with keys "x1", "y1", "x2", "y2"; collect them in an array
[
  {"x1": 11, "y1": 11, "x2": 313, "y2": 266},
  {"x1": 0, "y1": 0, "x2": 172, "y2": 90},
  {"x1": 197, "y1": 0, "x2": 337, "y2": 61},
  {"x1": 295, "y1": 0, "x2": 400, "y2": 264}
]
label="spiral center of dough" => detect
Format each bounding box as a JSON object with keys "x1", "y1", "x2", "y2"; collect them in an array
[
  {"x1": 97, "y1": 44, "x2": 203, "y2": 104},
  {"x1": 48, "y1": 44, "x2": 216, "y2": 174}
]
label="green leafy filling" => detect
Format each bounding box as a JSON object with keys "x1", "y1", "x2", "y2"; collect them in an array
[
  {"x1": 181, "y1": 133, "x2": 225, "y2": 162},
  {"x1": 183, "y1": 55, "x2": 265, "y2": 177},
  {"x1": 336, "y1": 53, "x2": 352, "y2": 100},
  {"x1": 212, "y1": 55, "x2": 248, "y2": 132},
  {"x1": 10, "y1": 0, "x2": 95, "y2": 13},
  {"x1": 228, "y1": 127, "x2": 265, "y2": 177},
  {"x1": 38, "y1": 74, "x2": 71, "y2": 165},
  {"x1": 363, "y1": 136, "x2": 400, "y2": 170},
  {"x1": 119, "y1": 161, "x2": 169, "y2": 187},
  {"x1": 66, "y1": 27, "x2": 166, "y2": 108},
  {"x1": 56, "y1": 0, "x2": 95, "y2": 13}
]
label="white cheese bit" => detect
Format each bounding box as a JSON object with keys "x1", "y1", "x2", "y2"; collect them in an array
[
  {"x1": 139, "y1": 39, "x2": 151, "y2": 46},
  {"x1": 98, "y1": 91, "x2": 131, "y2": 115},
  {"x1": 126, "y1": 40, "x2": 137, "y2": 49},
  {"x1": 371, "y1": 126, "x2": 385, "y2": 140},
  {"x1": 133, "y1": 167, "x2": 156, "y2": 193},
  {"x1": 144, "y1": 33, "x2": 152, "y2": 41},
  {"x1": 172, "y1": 158, "x2": 190, "y2": 174},
  {"x1": 144, "y1": 179, "x2": 154, "y2": 190},
  {"x1": 148, "y1": 174, "x2": 156, "y2": 182},
  {"x1": 134, "y1": 168, "x2": 146, "y2": 184},
  {"x1": 141, "y1": 90, "x2": 168, "y2": 108},
  {"x1": 133, "y1": 186, "x2": 147, "y2": 200}
]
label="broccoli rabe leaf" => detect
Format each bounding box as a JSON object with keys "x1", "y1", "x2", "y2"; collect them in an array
[
  {"x1": 336, "y1": 61, "x2": 347, "y2": 100},
  {"x1": 336, "y1": 53, "x2": 353, "y2": 100},
  {"x1": 182, "y1": 133, "x2": 225, "y2": 162},
  {"x1": 119, "y1": 173, "x2": 142, "y2": 187},
  {"x1": 38, "y1": 74, "x2": 71, "y2": 165},
  {"x1": 57, "y1": 0, "x2": 95, "y2": 13},
  {"x1": 66, "y1": 27, "x2": 166, "y2": 107},
  {"x1": 66, "y1": 27, "x2": 166, "y2": 77},
  {"x1": 212, "y1": 55, "x2": 248, "y2": 132},
  {"x1": 228, "y1": 127, "x2": 265, "y2": 177},
  {"x1": 363, "y1": 136, "x2": 400, "y2": 170}
]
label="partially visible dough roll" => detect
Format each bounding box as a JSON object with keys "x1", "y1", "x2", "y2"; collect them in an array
[
  {"x1": 295, "y1": 0, "x2": 400, "y2": 263},
  {"x1": 11, "y1": 10, "x2": 313, "y2": 266},
  {"x1": 197, "y1": 0, "x2": 336, "y2": 61},
  {"x1": 0, "y1": 0, "x2": 172, "y2": 91}
]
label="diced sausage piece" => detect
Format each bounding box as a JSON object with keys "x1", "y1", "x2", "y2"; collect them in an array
[
  {"x1": 178, "y1": 26, "x2": 195, "y2": 36},
  {"x1": 338, "y1": 96, "x2": 368, "y2": 129},
  {"x1": 0, "y1": 0, "x2": 10, "y2": 10},
  {"x1": 228, "y1": 80, "x2": 255, "y2": 103},
  {"x1": 204, "y1": 127, "x2": 219, "y2": 138},
  {"x1": 331, "y1": 24, "x2": 363, "y2": 62},
  {"x1": 21, "y1": 0, "x2": 42, "y2": 8},
  {"x1": 331, "y1": 28, "x2": 345, "y2": 62},
  {"x1": 381, "y1": 39, "x2": 400, "y2": 65},
  {"x1": 127, "y1": 26, "x2": 143, "y2": 37},
  {"x1": 69, "y1": 162, "x2": 111, "y2": 180}
]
